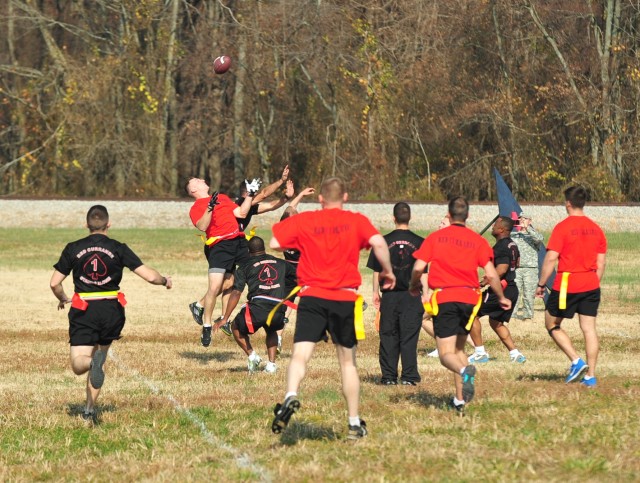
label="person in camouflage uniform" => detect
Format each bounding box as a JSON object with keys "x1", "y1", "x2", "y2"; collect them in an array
[{"x1": 511, "y1": 212, "x2": 544, "y2": 320}]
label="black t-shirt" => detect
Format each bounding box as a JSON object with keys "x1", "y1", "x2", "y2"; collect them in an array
[
  {"x1": 233, "y1": 253, "x2": 297, "y2": 302},
  {"x1": 53, "y1": 234, "x2": 143, "y2": 292},
  {"x1": 235, "y1": 197, "x2": 260, "y2": 231},
  {"x1": 493, "y1": 237, "x2": 520, "y2": 286},
  {"x1": 366, "y1": 229, "x2": 424, "y2": 292}
]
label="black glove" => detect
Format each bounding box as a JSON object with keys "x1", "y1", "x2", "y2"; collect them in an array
[{"x1": 207, "y1": 191, "x2": 219, "y2": 212}]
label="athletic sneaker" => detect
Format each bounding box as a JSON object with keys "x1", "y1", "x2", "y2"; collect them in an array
[
  {"x1": 201, "y1": 326, "x2": 212, "y2": 347},
  {"x1": 580, "y1": 376, "x2": 597, "y2": 387},
  {"x1": 510, "y1": 353, "x2": 527, "y2": 363},
  {"x1": 219, "y1": 320, "x2": 232, "y2": 337},
  {"x1": 400, "y1": 380, "x2": 417, "y2": 386},
  {"x1": 461, "y1": 365, "x2": 477, "y2": 402},
  {"x1": 347, "y1": 419, "x2": 368, "y2": 440},
  {"x1": 264, "y1": 361, "x2": 277, "y2": 373},
  {"x1": 380, "y1": 379, "x2": 397, "y2": 386},
  {"x1": 448, "y1": 399, "x2": 465, "y2": 416},
  {"x1": 468, "y1": 352, "x2": 490, "y2": 364},
  {"x1": 89, "y1": 349, "x2": 107, "y2": 389},
  {"x1": 565, "y1": 358, "x2": 588, "y2": 384},
  {"x1": 271, "y1": 396, "x2": 301, "y2": 434},
  {"x1": 247, "y1": 353, "x2": 262, "y2": 373},
  {"x1": 189, "y1": 302, "x2": 204, "y2": 325},
  {"x1": 427, "y1": 348, "x2": 439, "y2": 358},
  {"x1": 81, "y1": 410, "x2": 97, "y2": 424}
]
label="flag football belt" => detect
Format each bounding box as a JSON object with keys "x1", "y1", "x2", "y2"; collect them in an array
[
  {"x1": 423, "y1": 287, "x2": 482, "y2": 331},
  {"x1": 559, "y1": 272, "x2": 570, "y2": 310},
  {"x1": 241, "y1": 294, "x2": 300, "y2": 334},
  {"x1": 245, "y1": 226, "x2": 256, "y2": 240},
  {"x1": 266, "y1": 286, "x2": 367, "y2": 340},
  {"x1": 198, "y1": 229, "x2": 242, "y2": 246},
  {"x1": 71, "y1": 291, "x2": 127, "y2": 311}
]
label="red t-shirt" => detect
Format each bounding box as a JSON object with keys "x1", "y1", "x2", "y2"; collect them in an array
[
  {"x1": 189, "y1": 193, "x2": 244, "y2": 240},
  {"x1": 547, "y1": 215, "x2": 607, "y2": 293},
  {"x1": 271, "y1": 208, "x2": 379, "y2": 301},
  {"x1": 413, "y1": 224, "x2": 494, "y2": 304}
]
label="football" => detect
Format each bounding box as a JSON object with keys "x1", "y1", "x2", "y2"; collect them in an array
[{"x1": 213, "y1": 55, "x2": 232, "y2": 74}]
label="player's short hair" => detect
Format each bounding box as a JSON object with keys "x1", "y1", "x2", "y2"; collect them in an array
[
  {"x1": 393, "y1": 202, "x2": 411, "y2": 224},
  {"x1": 86, "y1": 205, "x2": 109, "y2": 232},
  {"x1": 184, "y1": 177, "x2": 196, "y2": 195},
  {"x1": 320, "y1": 177, "x2": 346, "y2": 203},
  {"x1": 247, "y1": 236, "x2": 266, "y2": 253},
  {"x1": 448, "y1": 196, "x2": 469, "y2": 222},
  {"x1": 564, "y1": 185, "x2": 588, "y2": 208},
  {"x1": 497, "y1": 215, "x2": 515, "y2": 232}
]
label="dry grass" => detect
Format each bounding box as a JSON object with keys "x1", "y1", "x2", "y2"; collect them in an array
[{"x1": 1, "y1": 229, "x2": 640, "y2": 481}]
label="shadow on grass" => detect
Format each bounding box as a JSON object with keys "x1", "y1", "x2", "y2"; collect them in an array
[
  {"x1": 66, "y1": 403, "x2": 117, "y2": 426},
  {"x1": 516, "y1": 372, "x2": 564, "y2": 382},
  {"x1": 179, "y1": 350, "x2": 236, "y2": 364},
  {"x1": 361, "y1": 374, "x2": 385, "y2": 385},
  {"x1": 278, "y1": 421, "x2": 338, "y2": 445},
  {"x1": 392, "y1": 391, "x2": 452, "y2": 410}
]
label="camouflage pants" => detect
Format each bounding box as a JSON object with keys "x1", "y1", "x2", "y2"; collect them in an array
[{"x1": 514, "y1": 267, "x2": 538, "y2": 319}]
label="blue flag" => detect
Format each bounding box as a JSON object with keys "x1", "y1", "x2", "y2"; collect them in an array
[{"x1": 493, "y1": 168, "x2": 555, "y2": 292}]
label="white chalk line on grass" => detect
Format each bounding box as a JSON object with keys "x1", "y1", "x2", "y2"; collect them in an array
[{"x1": 108, "y1": 350, "x2": 272, "y2": 483}]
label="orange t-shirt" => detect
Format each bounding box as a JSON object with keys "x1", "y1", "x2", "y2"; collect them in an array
[
  {"x1": 413, "y1": 224, "x2": 493, "y2": 304},
  {"x1": 546, "y1": 216, "x2": 607, "y2": 293},
  {"x1": 271, "y1": 208, "x2": 378, "y2": 301}
]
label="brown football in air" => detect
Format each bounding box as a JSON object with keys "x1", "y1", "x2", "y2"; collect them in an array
[{"x1": 213, "y1": 55, "x2": 232, "y2": 74}]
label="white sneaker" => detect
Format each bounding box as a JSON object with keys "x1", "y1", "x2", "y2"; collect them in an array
[
  {"x1": 427, "y1": 348, "x2": 439, "y2": 358},
  {"x1": 247, "y1": 353, "x2": 262, "y2": 373},
  {"x1": 264, "y1": 362, "x2": 277, "y2": 373}
]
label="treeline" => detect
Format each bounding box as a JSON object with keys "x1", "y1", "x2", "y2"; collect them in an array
[{"x1": 1, "y1": 1, "x2": 639, "y2": 201}]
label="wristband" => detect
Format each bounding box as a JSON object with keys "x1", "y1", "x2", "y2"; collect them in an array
[
  {"x1": 162, "y1": 277, "x2": 167, "y2": 286},
  {"x1": 537, "y1": 284, "x2": 546, "y2": 288}
]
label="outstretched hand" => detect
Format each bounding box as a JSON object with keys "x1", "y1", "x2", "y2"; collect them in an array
[
  {"x1": 285, "y1": 180, "x2": 294, "y2": 198},
  {"x1": 300, "y1": 187, "x2": 315, "y2": 197},
  {"x1": 280, "y1": 165, "x2": 290, "y2": 182}
]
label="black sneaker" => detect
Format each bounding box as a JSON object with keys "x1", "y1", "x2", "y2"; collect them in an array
[
  {"x1": 89, "y1": 349, "x2": 106, "y2": 389},
  {"x1": 347, "y1": 419, "x2": 368, "y2": 440},
  {"x1": 220, "y1": 320, "x2": 232, "y2": 337},
  {"x1": 461, "y1": 365, "x2": 477, "y2": 402},
  {"x1": 380, "y1": 379, "x2": 398, "y2": 386},
  {"x1": 271, "y1": 396, "x2": 301, "y2": 434},
  {"x1": 201, "y1": 326, "x2": 212, "y2": 347},
  {"x1": 400, "y1": 380, "x2": 417, "y2": 386},
  {"x1": 189, "y1": 302, "x2": 204, "y2": 325}
]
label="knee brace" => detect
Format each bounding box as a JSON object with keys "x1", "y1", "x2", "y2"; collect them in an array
[{"x1": 547, "y1": 325, "x2": 562, "y2": 337}]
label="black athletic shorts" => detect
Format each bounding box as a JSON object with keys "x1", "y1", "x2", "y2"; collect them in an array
[
  {"x1": 433, "y1": 302, "x2": 475, "y2": 339},
  {"x1": 204, "y1": 237, "x2": 249, "y2": 273},
  {"x1": 477, "y1": 285, "x2": 519, "y2": 323},
  {"x1": 293, "y1": 296, "x2": 357, "y2": 348},
  {"x1": 233, "y1": 303, "x2": 285, "y2": 336},
  {"x1": 68, "y1": 300, "x2": 125, "y2": 346},
  {"x1": 546, "y1": 288, "x2": 600, "y2": 318}
]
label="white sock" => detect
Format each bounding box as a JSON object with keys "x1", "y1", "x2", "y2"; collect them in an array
[
  {"x1": 509, "y1": 349, "x2": 520, "y2": 357},
  {"x1": 348, "y1": 416, "x2": 361, "y2": 426},
  {"x1": 460, "y1": 367, "x2": 466, "y2": 375},
  {"x1": 284, "y1": 391, "x2": 297, "y2": 400},
  {"x1": 195, "y1": 302, "x2": 203, "y2": 309},
  {"x1": 203, "y1": 324, "x2": 212, "y2": 328},
  {"x1": 572, "y1": 358, "x2": 581, "y2": 365},
  {"x1": 583, "y1": 375, "x2": 594, "y2": 380},
  {"x1": 475, "y1": 345, "x2": 486, "y2": 355},
  {"x1": 278, "y1": 335, "x2": 282, "y2": 344},
  {"x1": 453, "y1": 397, "x2": 465, "y2": 407},
  {"x1": 249, "y1": 351, "x2": 258, "y2": 361}
]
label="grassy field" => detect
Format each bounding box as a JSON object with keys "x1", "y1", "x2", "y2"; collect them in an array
[{"x1": 1, "y1": 227, "x2": 639, "y2": 482}]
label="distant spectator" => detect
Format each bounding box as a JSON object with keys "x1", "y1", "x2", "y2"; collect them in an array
[{"x1": 511, "y1": 212, "x2": 544, "y2": 321}]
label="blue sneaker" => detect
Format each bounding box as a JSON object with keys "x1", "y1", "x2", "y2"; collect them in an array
[
  {"x1": 461, "y1": 365, "x2": 477, "y2": 402},
  {"x1": 510, "y1": 353, "x2": 527, "y2": 363},
  {"x1": 468, "y1": 352, "x2": 489, "y2": 364},
  {"x1": 580, "y1": 376, "x2": 597, "y2": 387},
  {"x1": 565, "y1": 358, "x2": 588, "y2": 383}
]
